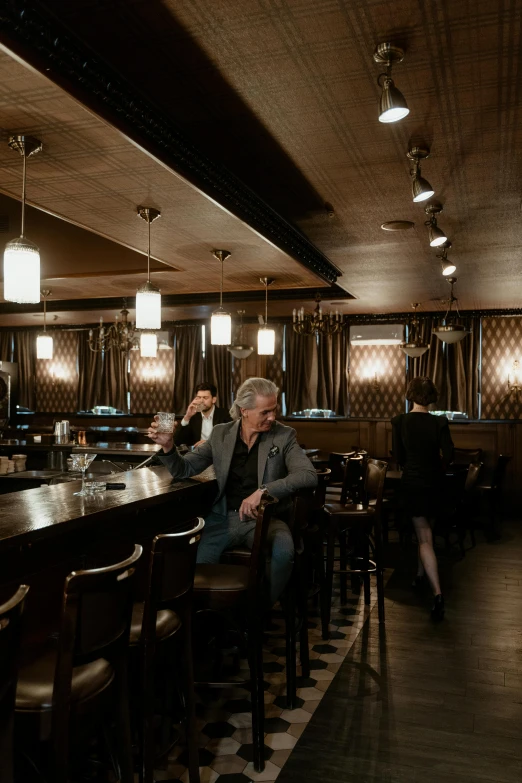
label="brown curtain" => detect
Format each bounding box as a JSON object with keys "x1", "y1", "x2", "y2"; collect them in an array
[
  {"x1": 206, "y1": 344, "x2": 232, "y2": 410},
  {"x1": 408, "y1": 315, "x2": 480, "y2": 417},
  {"x1": 285, "y1": 328, "x2": 318, "y2": 413},
  {"x1": 173, "y1": 325, "x2": 203, "y2": 413},
  {"x1": 13, "y1": 332, "x2": 36, "y2": 410},
  {"x1": 0, "y1": 332, "x2": 13, "y2": 362},
  {"x1": 99, "y1": 345, "x2": 129, "y2": 412},
  {"x1": 265, "y1": 323, "x2": 285, "y2": 393},
  {"x1": 77, "y1": 331, "x2": 103, "y2": 411},
  {"x1": 316, "y1": 330, "x2": 349, "y2": 415}
]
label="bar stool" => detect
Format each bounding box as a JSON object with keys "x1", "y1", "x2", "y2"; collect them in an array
[
  {"x1": 193, "y1": 494, "x2": 276, "y2": 773},
  {"x1": 15, "y1": 545, "x2": 142, "y2": 783},
  {"x1": 0, "y1": 585, "x2": 29, "y2": 783},
  {"x1": 129, "y1": 518, "x2": 205, "y2": 783},
  {"x1": 323, "y1": 459, "x2": 388, "y2": 632}
]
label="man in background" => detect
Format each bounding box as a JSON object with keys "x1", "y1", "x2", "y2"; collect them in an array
[{"x1": 174, "y1": 381, "x2": 231, "y2": 448}]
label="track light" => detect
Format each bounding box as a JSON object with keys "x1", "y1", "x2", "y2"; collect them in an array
[
  {"x1": 407, "y1": 147, "x2": 435, "y2": 203},
  {"x1": 373, "y1": 43, "x2": 410, "y2": 124},
  {"x1": 437, "y1": 243, "x2": 456, "y2": 277},
  {"x1": 424, "y1": 203, "x2": 448, "y2": 248}
]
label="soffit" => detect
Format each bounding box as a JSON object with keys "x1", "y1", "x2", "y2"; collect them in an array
[
  {"x1": 0, "y1": 46, "x2": 324, "y2": 303},
  {"x1": 39, "y1": 0, "x2": 522, "y2": 311}
]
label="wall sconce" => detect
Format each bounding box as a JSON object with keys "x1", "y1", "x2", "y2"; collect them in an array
[
  {"x1": 361, "y1": 360, "x2": 383, "y2": 392},
  {"x1": 50, "y1": 364, "x2": 68, "y2": 387},
  {"x1": 141, "y1": 362, "x2": 164, "y2": 394},
  {"x1": 507, "y1": 360, "x2": 521, "y2": 402}
]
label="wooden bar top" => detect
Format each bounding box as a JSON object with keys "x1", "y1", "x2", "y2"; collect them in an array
[{"x1": 0, "y1": 466, "x2": 216, "y2": 553}]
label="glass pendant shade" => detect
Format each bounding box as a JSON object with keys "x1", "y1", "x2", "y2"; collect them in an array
[
  {"x1": 441, "y1": 258, "x2": 456, "y2": 276},
  {"x1": 135, "y1": 281, "x2": 161, "y2": 330},
  {"x1": 140, "y1": 331, "x2": 157, "y2": 358},
  {"x1": 379, "y1": 79, "x2": 410, "y2": 123},
  {"x1": 258, "y1": 327, "x2": 275, "y2": 355},
  {"x1": 36, "y1": 332, "x2": 53, "y2": 360},
  {"x1": 429, "y1": 224, "x2": 448, "y2": 247},
  {"x1": 401, "y1": 342, "x2": 429, "y2": 358},
  {"x1": 433, "y1": 325, "x2": 469, "y2": 344},
  {"x1": 4, "y1": 237, "x2": 40, "y2": 303},
  {"x1": 412, "y1": 175, "x2": 435, "y2": 203},
  {"x1": 211, "y1": 309, "x2": 232, "y2": 346},
  {"x1": 228, "y1": 345, "x2": 254, "y2": 359}
]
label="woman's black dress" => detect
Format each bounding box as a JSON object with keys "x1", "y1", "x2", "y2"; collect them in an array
[{"x1": 391, "y1": 412, "x2": 454, "y2": 517}]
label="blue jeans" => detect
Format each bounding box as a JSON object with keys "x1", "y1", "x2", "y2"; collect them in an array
[{"x1": 197, "y1": 511, "x2": 294, "y2": 605}]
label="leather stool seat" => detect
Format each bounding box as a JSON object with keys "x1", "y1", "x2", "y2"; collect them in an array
[
  {"x1": 16, "y1": 648, "x2": 113, "y2": 712},
  {"x1": 324, "y1": 502, "x2": 376, "y2": 519},
  {"x1": 194, "y1": 564, "x2": 249, "y2": 592},
  {"x1": 220, "y1": 547, "x2": 252, "y2": 566},
  {"x1": 129, "y1": 602, "x2": 181, "y2": 645}
]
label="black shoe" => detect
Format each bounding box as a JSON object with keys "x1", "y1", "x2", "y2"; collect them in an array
[{"x1": 431, "y1": 594, "x2": 445, "y2": 621}]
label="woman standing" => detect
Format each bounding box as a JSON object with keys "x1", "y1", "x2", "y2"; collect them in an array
[{"x1": 392, "y1": 377, "x2": 454, "y2": 620}]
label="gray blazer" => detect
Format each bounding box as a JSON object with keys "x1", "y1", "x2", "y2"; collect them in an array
[{"x1": 158, "y1": 419, "x2": 318, "y2": 516}]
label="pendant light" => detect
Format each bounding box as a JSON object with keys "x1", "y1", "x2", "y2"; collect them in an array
[
  {"x1": 401, "y1": 303, "x2": 429, "y2": 358},
  {"x1": 407, "y1": 147, "x2": 435, "y2": 203},
  {"x1": 437, "y1": 243, "x2": 456, "y2": 277},
  {"x1": 228, "y1": 310, "x2": 254, "y2": 359},
  {"x1": 433, "y1": 277, "x2": 470, "y2": 344},
  {"x1": 136, "y1": 206, "x2": 161, "y2": 330},
  {"x1": 257, "y1": 277, "x2": 275, "y2": 355},
  {"x1": 210, "y1": 249, "x2": 231, "y2": 345},
  {"x1": 140, "y1": 331, "x2": 157, "y2": 358},
  {"x1": 4, "y1": 135, "x2": 42, "y2": 303},
  {"x1": 424, "y1": 203, "x2": 448, "y2": 247},
  {"x1": 373, "y1": 43, "x2": 410, "y2": 124},
  {"x1": 36, "y1": 288, "x2": 53, "y2": 360}
]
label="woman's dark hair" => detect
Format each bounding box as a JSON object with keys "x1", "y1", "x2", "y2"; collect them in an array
[
  {"x1": 406, "y1": 376, "x2": 438, "y2": 406},
  {"x1": 195, "y1": 382, "x2": 217, "y2": 397}
]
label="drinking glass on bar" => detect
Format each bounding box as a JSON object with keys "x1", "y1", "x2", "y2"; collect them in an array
[{"x1": 156, "y1": 411, "x2": 176, "y2": 433}]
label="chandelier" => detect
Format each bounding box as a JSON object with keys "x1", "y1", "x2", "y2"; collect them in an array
[
  {"x1": 401, "y1": 303, "x2": 430, "y2": 358},
  {"x1": 88, "y1": 302, "x2": 138, "y2": 353},
  {"x1": 292, "y1": 294, "x2": 344, "y2": 336},
  {"x1": 433, "y1": 277, "x2": 470, "y2": 344}
]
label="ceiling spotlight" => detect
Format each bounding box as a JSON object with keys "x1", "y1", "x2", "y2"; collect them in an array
[
  {"x1": 373, "y1": 43, "x2": 410, "y2": 124},
  {"x1": 424, "y1": 203, "x2": 448, "y2": 247},
  {"x1": 407, "y1": 147, "x2": 435, "y2": 203},
  {"x1": 437, "y1": 243, "x2": 456, "y2": 277}
]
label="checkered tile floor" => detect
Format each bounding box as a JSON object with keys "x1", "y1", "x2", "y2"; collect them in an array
[{"x1": 151, "y1": 581, "x2": 379, "y2": 783}]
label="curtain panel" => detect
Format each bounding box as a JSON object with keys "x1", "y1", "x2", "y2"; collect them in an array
[
  {"x1": 316, "y1": 331, "x2": 349, "y2": 415},
  {"x1": 77, "y1": 331, "x2": 103, "y2": 411},
  {"x1": 0, "y1": 332, "x2": 13, "y2": 362},
  {"x1": 206, "y1": 343, "x2": 232, "y2": 411},
  {"x1": 285, "y1": 328, "x2": 319, "y2": 414},
  {"x1": 173, "y1": 325, "x2": 203, "y2": 413},
  {"x1": 407, "y1": 316, "x2": 480, "y2": 418},
  {"x1": 99, "y1": 344, "x2": 129, "y2": 412},
  {"x1": 13, "y1": 332, "x2": 36, "y2": 410}
]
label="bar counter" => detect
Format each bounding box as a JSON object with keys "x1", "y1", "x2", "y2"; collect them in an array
[{"x1": 0, "y1": 466, "x2": 217, "y2": 585}]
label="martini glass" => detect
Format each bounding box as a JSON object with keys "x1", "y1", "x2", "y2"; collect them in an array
[{"x1": 70, "y1": 453, "x2": 98, "y2": 496}]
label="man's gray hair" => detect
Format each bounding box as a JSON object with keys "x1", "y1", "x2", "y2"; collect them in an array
[{"x1": 229, "y1": 377, "x2": 279, "y2": 420}]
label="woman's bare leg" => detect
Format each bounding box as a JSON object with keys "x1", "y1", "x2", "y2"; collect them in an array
[{"x1": 412, "y1": 516, "x2": 441, "y2": 596}]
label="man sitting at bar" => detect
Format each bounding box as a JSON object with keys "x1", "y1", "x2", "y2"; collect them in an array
[
  {"x1": 148, "y1": 377, "x2": 317, "y2": 604},
  {"x1": 174, "y1": 381, "x2": 231, "y2": 448}
]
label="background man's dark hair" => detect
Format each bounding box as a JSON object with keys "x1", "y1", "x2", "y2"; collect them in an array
[{"x1": 195, "y1": 382, "x2": 217, "y2": 397}]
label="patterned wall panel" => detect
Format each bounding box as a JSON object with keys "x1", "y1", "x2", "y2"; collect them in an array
[
  {"x1": 481, "y1": 317, "x2": 522, "y2": 420},
  {"x1": 349, "y1": 344, "x2": 406, "y2": 418},
  {"x1": 36, "y1": 331, "x2": 78, "y2": 412},
  {"x1": 130, "y1": 348, "x2": 175, "y2": 413}
]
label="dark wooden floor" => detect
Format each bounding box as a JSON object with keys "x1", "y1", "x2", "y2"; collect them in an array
[{"x1": 279, "y1": 521, "x2": 522, "y2": 783}]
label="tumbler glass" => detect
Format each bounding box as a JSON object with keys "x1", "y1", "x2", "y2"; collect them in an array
[{"x1": 156, "y1": 411, "x2": 176, "y2": 433}]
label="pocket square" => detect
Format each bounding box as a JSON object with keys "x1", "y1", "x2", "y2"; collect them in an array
[{"x1": 268, "y1": 445, "x2": 279, "y2": 458}]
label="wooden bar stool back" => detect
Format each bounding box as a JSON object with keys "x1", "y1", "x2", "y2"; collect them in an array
[
  {"x1": 131, "y1": 517, "x2": 205, "y2": 783},
  {"x1": 193, "y1": 494, "x2": 277, "y2": 774},
  {"x1": 0, "y1": 585, "x2": 29, "y2": 783},
  {"x1": 15, "y1": 545, "x2": 142, "y2": 783}
]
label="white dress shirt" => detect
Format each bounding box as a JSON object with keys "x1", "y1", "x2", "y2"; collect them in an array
[{"x1": 181, "y1": 405, "x2": 215, "y2": 441}]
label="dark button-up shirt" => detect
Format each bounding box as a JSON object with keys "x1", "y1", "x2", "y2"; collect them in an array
[{"x1": 225, "y1": 427, "x2": 260, "y2": 511}]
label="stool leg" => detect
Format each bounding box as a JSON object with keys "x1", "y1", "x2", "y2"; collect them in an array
[
  {"x1": 285, "y1": 586, "x2": 297, "y2": 709},
  {"x1": 339, "y1": 530, "x2": 348, "y2": 605},
  {"x1": 249, "y1": 625, "x2": 265, "y2": 773},
  {"x1": 323, "y1": 522, "x2": 336, "y2": 639},
  {"x1": 180, "y1": 607, "x2": 200, "y2": 783},
  {"x1": 362, "y1": 536, "x2": 371, "y2": 606},
  {"x1": 115, "y1": 657, "x2": 135, "y2": 783},
  {"x1": 374, "y1": 518, "x2": 385, "y2": 625}
]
